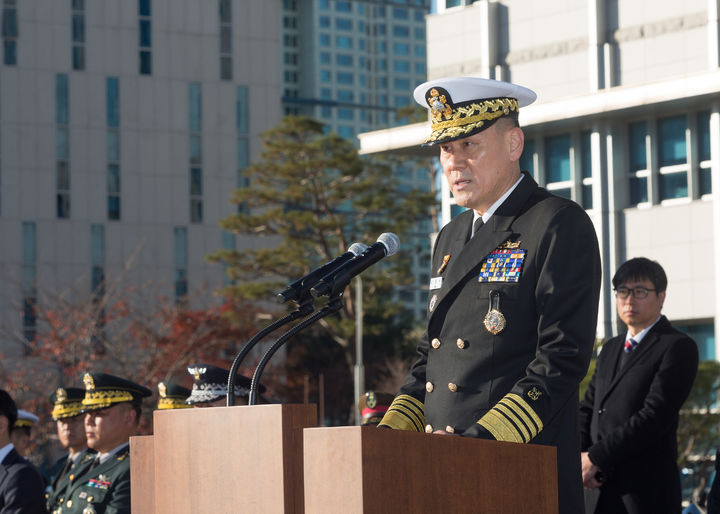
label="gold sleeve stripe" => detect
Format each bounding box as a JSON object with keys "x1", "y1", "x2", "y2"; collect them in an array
[
  {"x1": 377, "y1": 394, "x2": 424, "y2": 432},
  {"x1": 498, "y1": 397, "x2": 537, "y2": 440},
  {"x1": 505, "y1": 393, "x2": 543, "y2": 434},
  {"x1": 494, "y1": 403, "x2": 531, "y2": 443},
  {"x1": 477, "y1": 409, "x2": 524, "y2": 443}
]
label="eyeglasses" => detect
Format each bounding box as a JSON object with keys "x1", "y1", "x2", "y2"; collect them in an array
[{"x1": 614, "y1": 286, "x2": 656, "y2": 299}]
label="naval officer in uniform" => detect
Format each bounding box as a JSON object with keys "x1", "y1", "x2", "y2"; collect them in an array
[
  {"x1": 46, "y1": 387, "x2": 95, "y2": 513},
  {"x1": 378, "y1": 77, "x2": 602, "y2": 514},
  {"x1": 54, "y1": 372, "x2": 151, "y2": 514}
]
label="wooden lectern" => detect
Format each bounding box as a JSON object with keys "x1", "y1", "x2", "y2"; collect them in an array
[
  {"x1": 130, "y1": 404, "x2": 316, "y2": 514},
  {"x1": 303, "y1": 425, "x2": 558, "y2": 513}
]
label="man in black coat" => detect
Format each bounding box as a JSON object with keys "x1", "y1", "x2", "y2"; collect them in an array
[
  {"x1": 378, "y1": 77, "x2": 602, "y2": 514},
  {"x1": 579, "y1": 257, "x2": 699, "y2": 513},
  {"x1": 0, "y1": 389, "x2": 46, "y2": 513}
]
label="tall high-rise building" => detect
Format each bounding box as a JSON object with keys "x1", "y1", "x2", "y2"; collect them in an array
[
  {"x1": 0, "y1": 0, "x2": 283, "y2": 356},
  {"x1": 281, "y1": 0, "x2": 434, "y2": 319}
]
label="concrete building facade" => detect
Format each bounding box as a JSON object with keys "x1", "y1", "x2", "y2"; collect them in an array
[
  {"x1": 359, "y1": 0, "x2": 720, "y2": 360},
  {"x1": 0, "y1": 0, "x2": 283, "y2": 355}
]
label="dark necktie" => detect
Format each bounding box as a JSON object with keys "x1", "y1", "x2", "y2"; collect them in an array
[
  {"x1": 624, "y1": 338, "x2": 638, "y2": 353},
  {"x1": 618, "y1": 337, "x2": 638, "y2": 371},
  {"x1": 89, "y1": 456, "x2": 101, "y2": 471},
  {"x1": 472, "y1": 217, "x2": 484, "y2": 238}
]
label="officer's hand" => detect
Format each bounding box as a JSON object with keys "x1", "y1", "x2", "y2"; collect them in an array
[
  {"x1": 432, "y1": 429, "x2": 457, "y2": 436},
  {"x1": 581, "y1": 452, "x2": 603, "y2": 489}
]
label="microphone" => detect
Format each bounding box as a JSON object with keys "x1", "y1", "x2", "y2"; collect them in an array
[
  {"x1": 310, "y1": 233, "x2": 400, "y2": 298},
  {"x1": 276, "y1": 242, "x2": 368, "y2": 303}
]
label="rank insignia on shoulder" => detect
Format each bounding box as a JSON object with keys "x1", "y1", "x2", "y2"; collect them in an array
[
  {"x1": 437, "y1": 254, "x2": 451, "y2": 274},
  {"x1": 527, "y1": 387, "x2": 543, "y2": 400}
]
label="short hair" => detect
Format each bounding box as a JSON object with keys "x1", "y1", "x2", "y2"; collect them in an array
[
  {"x1": 0, "y1": 390, "x2": 18, "y2": 436},
  {"x1": 612, "y1": 257, "x2": 668, "y2": 293}
]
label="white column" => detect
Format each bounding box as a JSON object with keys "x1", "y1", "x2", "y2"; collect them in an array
[
  {"x1": 478, "y1": 0, "x2": 493, "y2": 79},
  {"x1": 708, "y1": 0, "x2": 720, "y2": 68},
  {"x1": 710, "y1": 105, "x2": 720, "y2": 360},
  {"x1": 587, "y1": 0, "x2": 605, "y2": 91}
]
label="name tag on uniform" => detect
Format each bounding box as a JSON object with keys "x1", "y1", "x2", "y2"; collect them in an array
[{"x1": 429, "y1": 277, "x2": 443, "y2": 290}]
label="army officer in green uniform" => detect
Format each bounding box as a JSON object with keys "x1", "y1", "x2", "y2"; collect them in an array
[
  {"x1": 54, "y1": 372, "x2": 151, "y2": 514},
  {"x1": 378, "y1": 77, "x2": 602, "y2": 514},
  {"x1": 46, "y1": 387, "x2": 95, "y2": 513}
]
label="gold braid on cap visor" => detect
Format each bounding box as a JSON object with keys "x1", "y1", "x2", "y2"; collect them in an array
[
  {"x1": 51, "y1": 401, "x2": 84, "y2": 419},
  {"x1": 157, "y1": 397, "x2": 192, "y2": 410},
  {"x1": 82, "y1": 389, "x2": 135, "y2": 409},
  {"x1": 426, "y1": 97, "x2": 519, "y2": 144}
]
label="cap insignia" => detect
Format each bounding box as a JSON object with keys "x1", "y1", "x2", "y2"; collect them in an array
[
  {"x1": 83, "y1": 374, "x2": 95, "y2": 391},
  {"x1": 158, "y1": 382, "x2": 167, "y2": 398},
  {"x1": 427, "y1": 87, "x2": 452, "y2": 123},
  {"x1": 188, "y1": 366, "x2": 206, "y2": 380},
  {"x1": 367, "y1": 392, "x2": 377, "y2": 409},
  {"x1": 56, "y1": 388, "x2": 67, "y2": 402}
]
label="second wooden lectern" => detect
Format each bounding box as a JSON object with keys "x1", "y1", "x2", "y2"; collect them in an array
[
  {"x1": 133, "y1": 404, "x2": 316, "y2": 513},
  {"x1": 303, "y1": 425, "x2": 558, "y2": 513}
]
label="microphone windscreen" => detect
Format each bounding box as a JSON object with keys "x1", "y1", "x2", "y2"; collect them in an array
[{"x1": 377, "y1": 233, "x2": 400, "y2": 256}]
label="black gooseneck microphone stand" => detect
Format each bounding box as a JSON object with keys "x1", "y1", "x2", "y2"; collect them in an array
[
  {"x1": 226, "y1": 300, "x2": 314, "y2": 406},
  {"x1": 248, "y1": 295, "x2": 344, "y2": 406}
]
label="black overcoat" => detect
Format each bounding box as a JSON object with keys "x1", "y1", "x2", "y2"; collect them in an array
[{"x1": 579, "y1": 316, "x2": 699, "y2": 513}]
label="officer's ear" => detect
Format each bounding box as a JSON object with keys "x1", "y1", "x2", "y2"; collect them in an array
[{"x1": 506, "y1": 126, "x2": 524, "y2": 162}]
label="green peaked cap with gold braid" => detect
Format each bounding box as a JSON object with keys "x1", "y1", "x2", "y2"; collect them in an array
[
  {"x1": 49, "y1": 386, "x2": 85, "y2": 420},
  {"x1": 81, "y1": 372, "x2": 152, "y2": 412},
  {"x1": 413, "y1": 77, "x2": 537, "y2": 146}
]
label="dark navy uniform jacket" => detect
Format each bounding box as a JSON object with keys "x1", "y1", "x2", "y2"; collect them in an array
[{"x1": 380, "y1": 172, "x2": 602, "y2": 514}]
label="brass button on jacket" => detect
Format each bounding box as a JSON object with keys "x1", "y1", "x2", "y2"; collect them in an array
[
  {"x1": 448, "y1": 382, "x2": 458, "y2": 392},
  {"x1": 426, "y1": 381, "x2": 434, "y2": 393},
  {"x1": 425, "y1": 424, "x2": 433, "y2": 433},
  {"x1": 431, "y1": 338, "x2": 441, "y2": 349},
  {"x1": 456, "y1": 338, "x2": 466, "y2": 349},
  {"x1": 445, "y1": 425, "x2": 455, "y2": 433}
]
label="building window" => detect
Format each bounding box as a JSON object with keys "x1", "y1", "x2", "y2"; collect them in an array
[
  {"x1": 56, "y1": 74, "x2": 70, "y2": 219},
  {"x1": 72, "y1": 0, "x2": 86, "y2": 70},
  {"x1": 545, "y1": 135, "x2": 571, "y2": 183},
  {"x1": 90, "y1": 224, "x2": 105, "y2": 295},
  {"x1": 674, "y1": 322, "x2": 715, "y2": 361},
  {"x1": 335, "y1": 18, "x2": 352, "y2": 30},
  {"x1": 519, "y1": 139, "x2": 536, "y2": 179},
  {"x1": 139, "y1": 0, "x2": 152, "y2": 74},
  {"x1": 336, "y1": 36, "x2": 353, "y2": 49},
  {"x1": 22, "y1": 221, "x2": 37, "y2": 343},
  {"x1": 697, "y1": 110, "x2": 712, "y2": 196},
  {"x1": 189, "y1": 83, "x2": 202, "y2": 223},
  {"x1": 393, "y1": 25, "x2": 410, "y2": 37},
  {"x1": 219, "y1": 0, "x2": 232, "y2": 80},
  {"x1": 2, "y1": 0, "x2": 17, "y2": 66},
  {"x1": 580, "y1": 131, "x2": 593, "y2": 210},
  {"x1": 106, "y1": 77, "x2": 121, "y2": 220},
  {"x1": 658, "y1": 115, "x2": 688, "y2": 201},
  {"x1": 628, "y1": 121, "x2": 648, "y2": 206},
  {"x1": 335, "y1": 1, "x2": 351, "y2": 12},
  {"x1": 174, "y1": 227, "x2": 188, "y2": 302}
]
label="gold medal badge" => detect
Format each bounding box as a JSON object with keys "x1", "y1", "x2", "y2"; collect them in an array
[{"x1": 483, "y1": 290, "x2": 506, "y2": 335}]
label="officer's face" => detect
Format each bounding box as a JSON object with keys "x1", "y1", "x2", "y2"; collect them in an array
[
  {"x1": 85, "y1": 403, "x2": 136, "y2": 453},
  {"x1": 57, "y1": 415, "x2": 86, "y2": 450},
  {"x1": 439, "y1": 120, "x2": 524, "y2": 214},
  {"x1": 616, "y1": 278, "x2": 665, "y2": 334}
]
